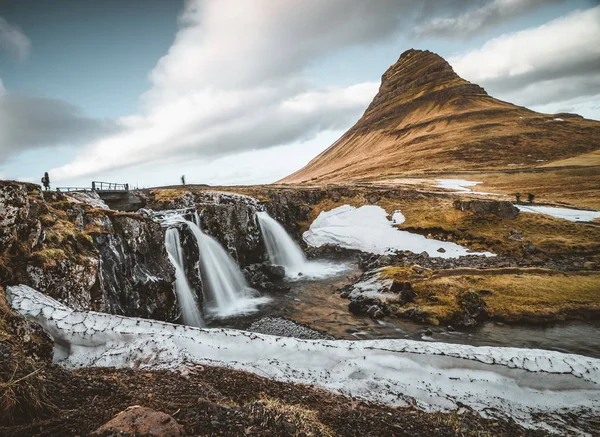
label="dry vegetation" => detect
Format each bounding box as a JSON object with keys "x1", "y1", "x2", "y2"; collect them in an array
[{"x1": 380, "y1": 267, "x2": 600, "y2": 324}]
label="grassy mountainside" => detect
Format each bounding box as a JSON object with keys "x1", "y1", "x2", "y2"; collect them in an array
[{"x1": 280, "y1": 49, "x2": 600, "y2": 184}]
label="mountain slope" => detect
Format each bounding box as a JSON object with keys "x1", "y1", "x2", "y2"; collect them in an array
[{"x1": 280, "y1": 49, "x2": 600, "y2": 184}]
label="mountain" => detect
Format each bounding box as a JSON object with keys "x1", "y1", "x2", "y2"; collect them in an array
[{"x1": 280, "y1": 49, "x2": 600, "y2": 184}]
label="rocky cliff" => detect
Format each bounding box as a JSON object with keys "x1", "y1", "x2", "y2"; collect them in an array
[
  {"x1": 281, "y1": 49, "x2": 600, "y2": 184},
  {"x1": 0, "y1": 182, "x2": 178, "y2": 320}
]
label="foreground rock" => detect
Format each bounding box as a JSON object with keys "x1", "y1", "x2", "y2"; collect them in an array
[
  {"x1": 453, "y1": 199, "x2": 519, "y2": 219},
  {"x1": 93, "y1": 406, "x2": 183, "y2": 436}
]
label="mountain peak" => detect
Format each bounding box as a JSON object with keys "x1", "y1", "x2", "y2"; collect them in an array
[{"x1": 280, "y1": 49, "x2": 600, "y2": 184}]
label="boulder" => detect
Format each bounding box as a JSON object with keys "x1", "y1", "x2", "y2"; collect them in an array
[
  {"x1": 265, "y1": 264, "x2": 286, "y2": 280},
  {"x1": 93, "y1": 406, "x2": 183, "y2": 437},
  {"x1": 453, "y1": 199, "x2": 519, "y2": 219}
]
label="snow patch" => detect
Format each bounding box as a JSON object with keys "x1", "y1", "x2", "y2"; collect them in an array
[
  {"x1": 391, "y1": 210, "x2": 405, "y2": 225},
  {"x1": 517, "y1": 205, "x2": 600, "y2": 222},
  {"x1": 303, "y1": 205, "x2": 494, "y2": 258},
  {"x1": 554, "y1": 118, "x2": 564, "y2": 122},
  {"x1": 435, "y1": 179, "x2": 500, "y2": 196},
  {"x1": 7, "y1": 284, "x2": 600, "y2": 434},
  {"x1": 66, "y1": 191, "x2": 109, "y2": 210}
]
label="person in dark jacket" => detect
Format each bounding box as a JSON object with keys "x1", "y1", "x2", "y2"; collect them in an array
[{"x1": 41, "y1": 172, "x2": 50, "y2": 190}]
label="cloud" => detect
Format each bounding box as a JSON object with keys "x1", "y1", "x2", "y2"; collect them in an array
[
  {"x1": 0, "y1": 16, "x2": 31, "y2": 60},
  {"x1": 52, "y1": 0, "x2": 417, "y2": 181},
  {"x1": 450, "y1": 6, "x2": 600, "y2": 117},
  {"x1": 417, "y1": 0, "x2": 564, "y2": 38},
  {"x1": 0, "y1": 95, "x2": 120, "y2": 162}
]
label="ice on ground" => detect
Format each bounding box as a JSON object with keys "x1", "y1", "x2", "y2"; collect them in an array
[
  {"x1": 303, "y1": 205, "x2": 494, "y2": 258},
  {"x1": 7, "y1": 284, "x2": 600, "y2": 434},
  {"x1": 435, "y1": 179, "x2": 500, "y2": 196},
  {"x1": 517, "y1": 205, "x2": 600, "y2": 222}
]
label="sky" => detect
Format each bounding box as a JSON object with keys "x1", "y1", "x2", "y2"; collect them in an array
[{"x1": 1, "y1": 0, "x2": 599, "y2": 187}]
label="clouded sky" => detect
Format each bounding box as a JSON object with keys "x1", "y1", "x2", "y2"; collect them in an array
[{"x1": 1, "y1": 0, "x2": 598, "y2": 187}]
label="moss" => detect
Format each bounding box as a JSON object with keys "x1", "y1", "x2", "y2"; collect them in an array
[{"x1": 30, "y1": 249, "x2": 67, "y2": 268}]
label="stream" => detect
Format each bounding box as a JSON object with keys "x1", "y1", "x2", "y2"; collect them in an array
[{"x1": 207, "y1": 257, "x2": 600, "y2": 359}]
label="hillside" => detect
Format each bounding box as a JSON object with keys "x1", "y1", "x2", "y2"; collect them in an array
[{"x1": 280, "y1": 49, "x2": 600, "y2": 184}]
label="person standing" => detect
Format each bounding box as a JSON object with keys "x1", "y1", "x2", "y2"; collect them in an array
[
  {"x1": 181, "y1": 175, "x2": 186, "y2": 186},
  {"x1": 41, "y1": 172, "x2": 50, "y2": 190}
]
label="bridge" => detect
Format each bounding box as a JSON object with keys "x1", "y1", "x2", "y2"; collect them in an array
[
  {"x1": 55, "y1": 181, "x2": 129, "y2": 193},
  {"x1": 54, "y1": 181, "x2": 141, "y2": 211}
]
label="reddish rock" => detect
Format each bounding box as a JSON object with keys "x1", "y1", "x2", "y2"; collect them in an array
[{"x1": 93, "y1": 405, "x2": 183, "y2": 437}]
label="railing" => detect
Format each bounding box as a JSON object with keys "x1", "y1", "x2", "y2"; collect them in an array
[
  {"x1": 55, "y1": 187, "x2": 92, "y2": 193},
  {"x1": 91, "y1": 181, "x2": 129, "y2": 192}
]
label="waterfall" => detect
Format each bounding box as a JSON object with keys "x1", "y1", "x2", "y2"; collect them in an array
[
  {"x1": 256, "y1": 211, "x2": 307, "y2": 277},
  {"x1": 185, "y1": 220, "x2": 268, "y2": 317},
  {"x1": 164, "y1": 227, "x2": 204, "y2": 327}
]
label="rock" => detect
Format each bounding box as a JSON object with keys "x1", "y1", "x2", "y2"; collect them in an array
[
  {"x1": 447, "y1": 325, "x2": 455, "y2": 332},
  {"x1": 247, "y1": 317, "x2": 333, "y2": 340},
  {"x1": 453, "y1": 199, "x2": 519, "y2": 220},
  {"x1": 93, "y1": 406, "x2": 183, "y2": 436},
  {"x1": 390, "y1": 280, "x2": 415, "y2": 305},
  {"x1": 508, "y1": 229, "x2": 525, "y2": 241},
  {"x1": 265, "y1": 264, "x2": 285, "y2": 280},
  {"x1": 366, "y1": 305, "x2": 385, "y2": 319},
  {"x1": 583, "y1": 261, "x2": 596, "y2": 270},
  {"x1": 455, "y1": 290, "x2": 488, "y2": 328},
  {"x1": 437, "y1": 247, "x2": 446, "y2": 253},
  {"x1": 348, "y1": 300, "x2": 364, "y2": 316}
]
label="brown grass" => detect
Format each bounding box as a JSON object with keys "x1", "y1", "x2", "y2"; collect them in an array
[{"x1": 380, "y1": 267, "x2": 600, "y2": 324}]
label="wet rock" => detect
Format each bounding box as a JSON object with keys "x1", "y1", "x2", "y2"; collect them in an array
[
  {"x1": 390, "y1": 280, "x2": 416, "y2": 305},
  {"x1": 366, "y1": 305, "x2": 385, "y2": 319},
  {"x1": 265, "y1": 264, "x2": 285, "y2": 280},
  {"x1": 455, "y1": 290, "x2": 488, "y2": 328},
  {"x1": 93, "y1": 405, "x2": 183, "y2": 437},
  {"x1": 454, "y1": 199, "x2": 519, "y2": 219}
]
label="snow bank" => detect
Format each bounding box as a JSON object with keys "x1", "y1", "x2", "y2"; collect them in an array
[
  {"x1": 7, "y1": 284, "x2": 600, "y2": 434},
  {"x1": 517, "y1": 205, "x2": 600, "y2": 222},
  {"x1": 436, "y1": 179, "x2": 501, "y2": 196},
  {"x1": 303, "y1": 205, "x2": 494, "y2": 258}
]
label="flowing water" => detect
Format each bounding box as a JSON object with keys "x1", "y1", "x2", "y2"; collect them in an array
[
  {"x1": 256, "y1": 211, "x2": 348, "y2": 279},
  {"x1": 211, "y1": 256, "x2": 600, "y2": 359},
  {"x1": 185, "y1": 220, "x2": 270, "y2": 318},
  {"x1": 164, "y1": 227, "x2": 204, "y2": 327}
]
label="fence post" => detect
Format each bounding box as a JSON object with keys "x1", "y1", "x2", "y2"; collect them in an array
[{"x1": 92, "y1": 181, "x2": 96, "y2": 191}]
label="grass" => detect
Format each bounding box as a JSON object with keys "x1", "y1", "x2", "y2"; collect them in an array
[
  {"x1": 380, "y1": 267, "x2": 600, "y2": 324},
  {"x1": 149, "y1": 188, "x2": 189, "y2": 202},
  {"x1": 30, "y1": 249, "x2": 67, "y2": 268},
  {"x1": 247, "y1": 395, "x2": 334, "y2": 436}
]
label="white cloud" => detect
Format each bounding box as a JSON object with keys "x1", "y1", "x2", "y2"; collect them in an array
[
  {"x1": 417, "y1": 0, "x2": 563, "y2": 38},
  {"x1": 51, "y1": 0, "x2": 399, "y2": 182},
  {"x1": 450, "y1": 6, "x2": 600, "y2": 119},
  {"x1": 0, "y1": 16, "x2": 31, "y2": 60}
]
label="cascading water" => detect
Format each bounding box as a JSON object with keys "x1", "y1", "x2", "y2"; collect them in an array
[
  {"x1": 164, "y1": 227, "x2": 204, "y2": 327},
  {"x1": 257, "y1": 211, "x2": 349, "y2": 280},
  {"x1": 185, "y1": 220, "x2": 269, "y2": 318},
  {"x1": 257, "y1": 211, "x2": 307, "y2": 276}
]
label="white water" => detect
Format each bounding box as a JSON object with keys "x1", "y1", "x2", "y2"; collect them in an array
[
  {"x1": 257, "y1": 211, "x2": 349, "y2": 280},
  {"x1": 257, "y1": 211, "x2": 306, "y2": 274},
  {"x1": 164, "y1": 227, "x2": 204, "y2": 327},
  {"x1": 185, "y1": 220, "x2": 269, "y2": 318}
]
